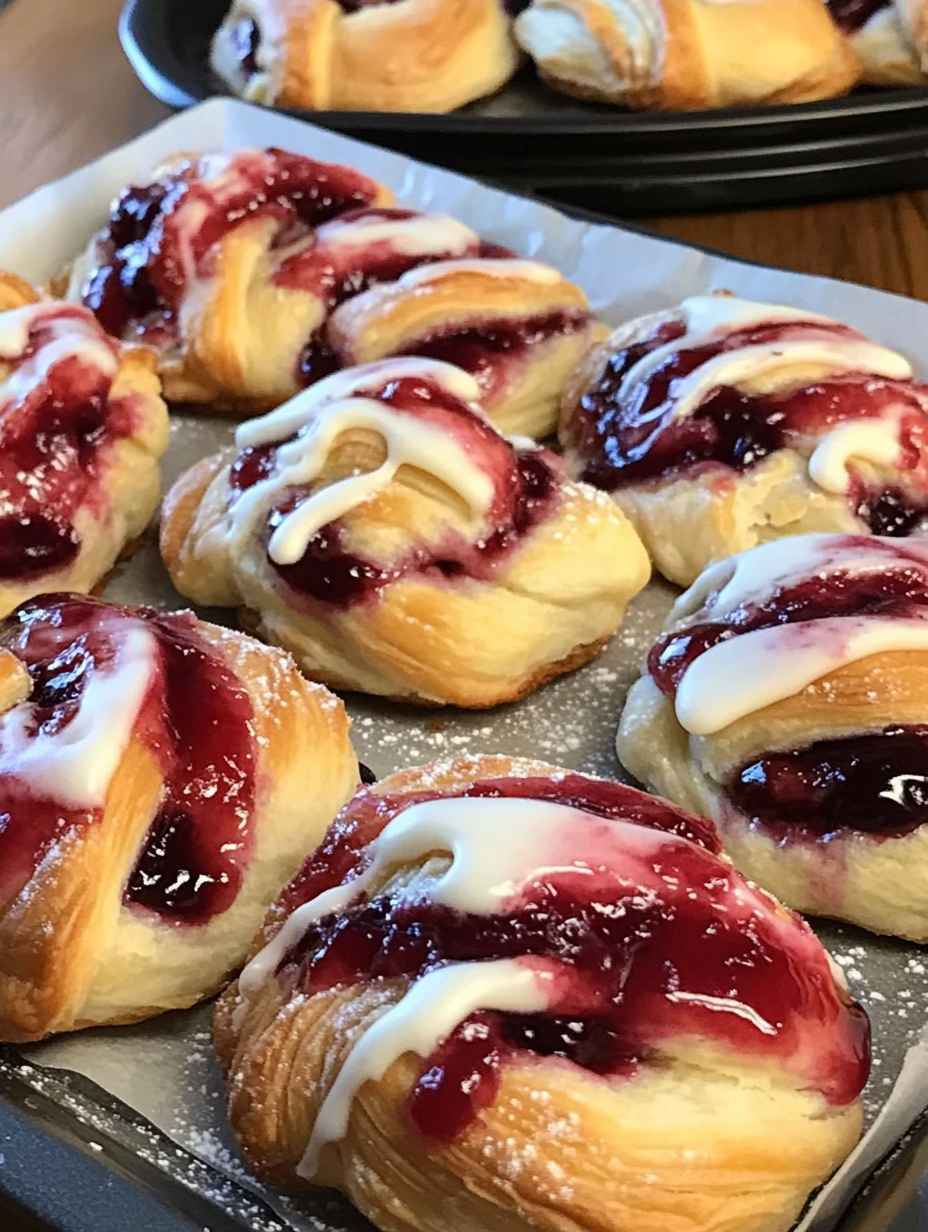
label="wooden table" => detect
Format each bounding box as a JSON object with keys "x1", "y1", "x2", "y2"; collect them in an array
[{"x1": 3, "y1": 0, "x2": 928, "y2": 300}]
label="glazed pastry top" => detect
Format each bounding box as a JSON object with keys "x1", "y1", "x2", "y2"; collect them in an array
[
  {"x1": 236, "y1": 770, "x2": 869, "y2": 1176},
  {"x1": 562, "y1": 294, "x2": 928, "y2": 534},
  {"x1": 0, "y1": 301, "x2": 149, "y2": 581},
  {"x1": 0, "y1": 594, "x2": 257, "y2": 924},
  {"x1": 225, "y1": 358, "x2": 569, "y2": 606}
]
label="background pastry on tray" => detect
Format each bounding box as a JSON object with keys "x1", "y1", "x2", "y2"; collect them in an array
[
  {"x1": 618, "y1": 532, "x2": 928, "y2": 941},
  {"x1": 828, "y1": 0, "x2": 928, "y2": 84},
  {"x1": 559, "y1": 292, "x2": 928, "y2": 586},
  {"x1": 0, "y1": 593, "x2": 356, "y2": 1042},
  {"x1": 210, "y1": 0, "x2": 520, "y2": 113},
  {"x1": 160, "y1": 356, "x2": 650, "y2": 707},
  {"x1": 216, "y1": 753, "x2": 870, "y2": 1232},
  {"x1": 64, "y1": 146, "x2": 600, "y2": 436},
  {"x1": 514, "y1": 0, "x2": 860, "y2": 109},
  {"x1": 0, "y1": 271, "x2": 168, "y2": 617}
]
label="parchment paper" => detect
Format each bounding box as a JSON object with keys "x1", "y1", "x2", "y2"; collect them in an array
[{"x1": 0, "y1": 98, "x2": 925, "y2": 1231}]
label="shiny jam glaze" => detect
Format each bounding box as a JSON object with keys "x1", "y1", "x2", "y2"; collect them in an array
[
  {"x1": 731, "y1": 725, "x2": 928, "y2": 843},
  {"x1": 230, "y1": 16, "x2": 261, "y2": 73},
  {"x1": 82, "y1": 148, "x2": 385, "y2": 340},
  {"x1": 0, "y1": 595, "x2": 256, "y2": 925},
  {"x1": 827, "y1": 0, "x2": 891, "y2": 33},
  {"x1": 0, "y1": 305, "x2": 137, "y2": 580},
  {"x1": 270, "y1": 774, "x2": 869, "y2": 1143},
  {"x1": 569, "y1": 316, "x2": 928, "y2": 534},
  {"x1": 230, "y1": 374, "x2": 560, "y2": 607}
]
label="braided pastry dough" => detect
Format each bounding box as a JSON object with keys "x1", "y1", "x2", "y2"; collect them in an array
[
  {"x1": 618, "y1": 532, "x2": 928, "y2": 940},
  {"x1": 560, "y1": 293, "x2": 928, "y2": 585},
  {"x1": 210, "y1": 0, "x2": 520, "y2": 113},
  {"x1": 828, "y1": 0, "x2": 928, "y2": 84},
  {"x1": 215, "y1": 753, "x2": 868, "y2": 1232},
  {"x1": 0, "y1": 273, "x2": 168, "y2": 616},
  {"x1": 515, "y1": 0, "x2": 860, "y2": 109},
  {"x1": 0, "y1": 593, "x2": 356, "y2": 1041},
  {"x1": 160, "y1": 358, "x2": 650, "y2": 707},
  {"x1": 66, "y1": 147, "x2": 597, "y2": 434}
]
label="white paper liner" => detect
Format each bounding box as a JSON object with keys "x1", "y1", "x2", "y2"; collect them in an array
[{"x1": 0, "y1": 97, "x2": 923, "y2": 1230}]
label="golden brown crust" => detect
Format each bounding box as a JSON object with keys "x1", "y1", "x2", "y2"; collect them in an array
[
  {"x1": 216, "y1": 753, "x2": 863, "y2": 1232},
  {"x1": 0, "y1": 609, "x2": 358, "y2": 1042},
  {"x1": 0, "y1": 271, "x2": 41, "y2": 311},
  {"x1": 516, "y1": 0, "x2": 860, "y2": 109}
]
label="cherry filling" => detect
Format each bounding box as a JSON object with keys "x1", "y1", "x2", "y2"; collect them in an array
[
  {"x1": 271, "y1": 775, "x2": 868, "y2": 1143},
  {"x1": 0, "y1": 310, "x2": 136, "y2": 580},
  {"x1": 230, "y1": 17, "x2": 261, "y2": 74},
  {"x1": 826, "y1": 0, "x2": 891, "y2": 33},
  {"x1": 230, "y1": 375, "x2": 560, "y2": 608},
  {"x1": 731, "y1": 726, "x2": 928, "y2": 843},
  {"x1": 570, "y1": 316, "x2": 928, "y2": 534},
  {"x1": 0, "y1": 595, "x2": 257, "y2": 925},
  {"x1": 649, "y1": 550, "x2": 928, "y2": 697},
  {"x1": 82, "y1": 148, "x2": 384, "y2": 340}
]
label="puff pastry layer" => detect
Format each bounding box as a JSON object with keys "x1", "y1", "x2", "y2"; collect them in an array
[
  {"x1": 618, "y1": 532, "x2": 928, "y2": 940},
  {"x1": 160, "y1": 357, "x2": 650, "y2": 707},
  {"x1": 828, "y1": 0, "x2": 928, "y2": 84},
  {"x1": 0, "y1": 593, "x2": 356, "y2": 1041},
  {"x1": 67, "y1": 148, "x2": 598, "y2": 435},
  {"x1": 560, "y1": 293, "x2": 928, "y2": 585},
  {"x1": 515, "y1": 0, "x2": 860, "y2": 109},
  {"x1": 210, "y1": 0, "x2": 520, "y2": 113},
  {"x1": 216, "y1": 753, "x2": 868, "y2": 1232},
  {"x1": 0, "y1": 273, "x2": 168, "y2": 616}
]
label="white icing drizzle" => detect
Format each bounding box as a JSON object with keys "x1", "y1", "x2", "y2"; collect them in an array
[
  {"x1": 808, "y1": 418, "x2": 903, "y2": 494},
  {"x1": 0, "y1": 305, "x2": 117, "y2": 409},
  {"x1": 314, "y1": 212, "x2": 478, "y2": 258},
  {"x1": 0, "y1": 624, "x2": 156, "y2": 807},
  {"x1": 236, "y1": 358, "x2": 482, "y2": 448},
  {"x1": 229, "y1": 360, "x2": 495, "y2": 566},
  {"x1": 396, "y1": 258, "x2": 563, "y2": 289},
  {"x1": 675, "y1": 615, "x2": 928, "y2": 736},
  {"x1": 298, "y1": 959, "x2": 551, "y2": 1179}
]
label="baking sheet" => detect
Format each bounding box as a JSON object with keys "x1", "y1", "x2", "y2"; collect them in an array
[{"x1": 0, "y1": 97, "x2": 926, "y2": 1230}]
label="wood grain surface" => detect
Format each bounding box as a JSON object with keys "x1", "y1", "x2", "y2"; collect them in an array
[{"x1": 1, "y1": 0, "x2": 926, "y2": 301}]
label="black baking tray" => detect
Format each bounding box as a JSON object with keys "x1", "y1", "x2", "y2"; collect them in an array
[{"x1": 119, "y1": 0, "x2": 928, "y2": 215}]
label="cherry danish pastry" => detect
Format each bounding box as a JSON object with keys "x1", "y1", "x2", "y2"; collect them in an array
[
  {"x1": 210, "y1": 0, "x2": 520, "y2": 113},
  {"x1": 619, "y1": 532, "x2": 928, "y2": 940},
  {"x1": 0, "y1": 273, "x2": 168, "y2": 615},
  {"x1": 0, "y1": 593, "x2": 356, "y2": 1041},
  {"x1": 560, "y1": 293, "x2": 928, "y2": 585},
  {"x1": 215, "y1": 753, "x2": 869, "y2": 1232},
  {"x1": 160, "y1": 358, "x2": 649, "y2": 707},
  {"x1": 67, "y1": 148, "x2": 597, "y2": 435},
  {"x1": 515, "y1": 0, "x2": 859, "y2": 109}
]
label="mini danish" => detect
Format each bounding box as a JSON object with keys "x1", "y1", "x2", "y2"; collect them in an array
[
  {"x1": 0, "y1": 273, "x2": 168, "y2": 617},
  {"x1": 514, "y1": 0, "x2": 860, "y2": 109},
  {"x1": 215, "y1": 753, "x2": 869, "y2": 1232},
  {"x1": 0, "y1": 592, "x2": 357, "y2": 1042},
  {"x1": 618, "y1": 532, "x2": 928, "y2": 940},
  {"x1": 68, "y1": 147, "x2": 597, "y2": 435},
  {"x1": 210, "y1": 0, "x2": 520, "y2": 113},
  {"x1": 828, "y1": 1, "x2": 928, "y2": 84},
  {"x1": 559, "y1": 293, "x2": 928, "y2": 585},
  {"x1": 159, "y1": 357, "x2": 650, "y2": 707}
]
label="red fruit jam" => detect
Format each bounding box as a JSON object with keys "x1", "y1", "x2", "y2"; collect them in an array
[
  {"x1": 82, "y1": 148, "x2": 385, "y2": 340},
  {"x1": 0, "y1": 305, "x2": 139, "y2": 580},
  {"x1": 269, "y1": 774, "x2": 869, "y2": 1143},
  {"x1": 568, "y1": 315, "x2": 928, "y2": 534},
  {"x1": 229, "y1": 374, "x2": 560, "y2": 607},
  {"x1": 0, "y1": 594, "x2": 256, "y2": 924},
  {"x1": 827, "y1": 0, "x2": 891, "y2": 33}
]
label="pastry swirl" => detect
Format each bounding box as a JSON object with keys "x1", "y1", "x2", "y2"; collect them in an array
[
  {"x1": 618, "y1": 532, "x2": 928, "y2": 939},
  {"x1": 160, "y1": 357, "x2": 650, "y2": 707},
  {"x1": 0, "y1": 592, "x2": 356, "y2": 1040},
  {"x1": 216, "y1": 753, "x2": 869, "y2": 1232},
  {"x1": 560, "y1": 293, "x2": 928, "y2": 584}
]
